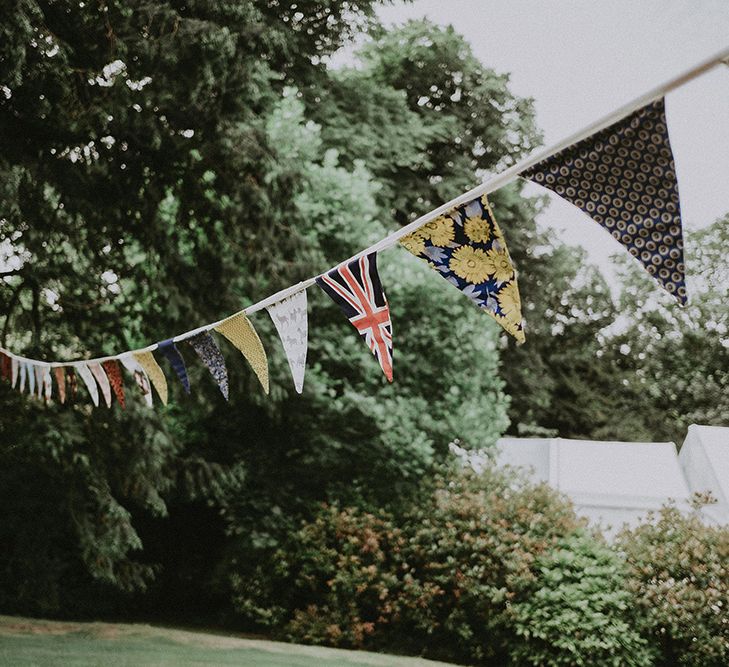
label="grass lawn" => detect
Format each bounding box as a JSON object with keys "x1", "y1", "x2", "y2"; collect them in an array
[{"x1": 0, "y1": 615, "x2": 459, "y2": 667}]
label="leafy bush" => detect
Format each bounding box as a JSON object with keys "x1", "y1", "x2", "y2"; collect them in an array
[
  {"x1": 229, "y1": 503, "x2": 405, "y2": 641},
  {"x1": 390, "y1": 468, "x2": 583, "y2": 664},
  {"x1": 509, "y1": 531, "x2": 653, "y2": 667},
  {"x1": 231, "y1": 468, "x2": 729, "y2": 667},
  {"x1": 617, "y1": 502, "x2": 729, "y2": 667},
  {"x1": 231, "y1": 467, "x2": 588, "y2": 665}
]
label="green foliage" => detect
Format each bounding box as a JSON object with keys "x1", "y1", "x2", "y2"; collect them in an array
[
  {"x1": 603, "y1": 218, "x2": 729, "y2": 443},
  {"x1": 390, "y1": 468, "x2": 583, "y2": 665},
  {"x1": 231, "y1": 467, "x2": 585, "y2": 665},
  {"x1": 1, "y1": 4, "x2": 534, "y2": 618},
  {"x1": 0, "y1": 0, "x2": 388, "y2": 609},
  {"x1": 310, "y1": 18, "x2": 541, "y2": 224},
  {"x1": 617, "y1": 503, "x2": 729, "y2": 667},
  {"x1": 509, "y1": 531, "x2": 653, "y2": 667}
]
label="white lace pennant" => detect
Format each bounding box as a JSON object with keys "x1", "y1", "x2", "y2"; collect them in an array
[
  {"x1": 34, "y1": 366, "x2": 45, "y2": 398},
  {"x1": 18, "y1": 362, "x2": 27, "y2": 393},
  {"x1": 27, "y1": 363, "x2": 36, "y2": 395},
  {"x1": 42, "y1": 366, "x2": 52, "y2": 402},
  {"x1": 266, "y1": 289, "x2": 308, "y2": 393}
]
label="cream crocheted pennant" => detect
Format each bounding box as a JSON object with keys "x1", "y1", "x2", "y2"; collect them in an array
[{"x1": 214, "y1": 313, "x2": 269, "y2": 394}]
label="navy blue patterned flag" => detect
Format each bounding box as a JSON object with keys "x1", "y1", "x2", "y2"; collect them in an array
[
  {"x1": 522, "y1": 98, "x2": 687, "y2": 304},
  {"x1": 186, "y1": 331, "x2": 229, "y2": 400},
  {"x1": 157, "y1": 339, "x2": 190, "y2": 394},
  {"x1": 316, "y1": 253, "x2": 393, "y2": 382}
]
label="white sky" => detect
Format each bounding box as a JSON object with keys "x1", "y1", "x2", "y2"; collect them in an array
[{"x1": 362, "y1": 0, "x2": 729, "y2": 275}]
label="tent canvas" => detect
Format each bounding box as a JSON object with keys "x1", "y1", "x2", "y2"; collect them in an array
[{"x1": 496, "y1": 437, "x2": 691, "y2": 536}]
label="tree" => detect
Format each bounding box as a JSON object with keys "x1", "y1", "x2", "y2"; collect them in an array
[
  {"x1": 603, "y1": 217, "x2": 729, "y2": 444},
  {"x1": 309, "y1": 18, "x2": 542, "y2": 223},
  {"x1": 0, "y1": 0, "x2": 387, "y2": 612},
  {"x1": 1, "y1": 7, "x2": 537, "y2": 619}
]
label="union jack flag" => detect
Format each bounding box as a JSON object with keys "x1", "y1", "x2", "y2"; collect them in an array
[{"x1": 316, "y1": 252, "x2": 393, "y2": 382}]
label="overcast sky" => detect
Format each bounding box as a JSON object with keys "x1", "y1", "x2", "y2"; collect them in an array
[{"x1": 353, "y1": 0, "x2": 729, "y2": 280}]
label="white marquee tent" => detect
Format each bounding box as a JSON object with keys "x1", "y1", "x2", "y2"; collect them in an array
[
  {"x1": 678, "y1": 424, "x2": 729, "y2": 526},
  {"x1": 495, "y1": 436, "x2": 693, "y2": 537}
]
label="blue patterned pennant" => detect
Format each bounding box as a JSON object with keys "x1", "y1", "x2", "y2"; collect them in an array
[
  {"x1": 157, "y1": 339, "x2": 190, "y2": 394},
  {"x1": 522, "y1": 98, "x2": 686, "y2": 303},
  {"x1": 186, "y1": 331, "x2": 229, "y2": 400}
]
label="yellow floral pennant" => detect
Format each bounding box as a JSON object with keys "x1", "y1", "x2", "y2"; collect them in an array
[{"x1": 400, "y1": 194, "x2": 525, "y2": 343}]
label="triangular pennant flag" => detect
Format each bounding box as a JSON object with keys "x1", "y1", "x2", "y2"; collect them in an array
[
  {"x1": 75, "y1": 363, "x2": 99, "y2": 407},
  {"x1": 27, "y1": 363, "x2": 36, "y2": 396},
  {"x1": 54, "y1": 367, "x2": 66, "y2": 404},
  {"x1": 186, "y1": 331, "x2": 229, "y2": 400},
  {"x1": 102, "y1": 360, "x2": 125, "y2": 409},
  {"x1": 119, "y1": 353, "x2": 154, "y2": 407},
  {"x1": 214, "y1": 313, "x2": 269, "y2": 394},
  {"x1": 67, "y1": 367, "x2": 78, "y2": 401},
  {"x1": 133, "y1": 351, "x2": 168, "y2": 405},
  {"x1": 42, "y1": 367, "x2": 52, "y2": 402},
  {"x1": 34, "y1": 365, "x2": 44, "y2": 398},
  {"x1": 522, "y1": 98, "x2": 686, "y2": 303},
  {"x1": 11, "y1": 357, "x2": 19, "y2": 388},
  {"x1": 18, "y1": 362, "x2": 27, "y2": 393},
  {"x1": 0, "y1": 352, "x2": 10, "y2": 381},
  {"x1": 157, "y1": 339, "x2": 190, "y2": 394},
  {"x1": 316, "y1": 252, "x2": 394, "y2": 381},
  {"x1": 88, "y1": 362, "x2": 112, "y2": 407},
  {"x1": 400, "y1": 195, "x2": 525, "y2": 343},
  {"x1": 266, "y1": 290, "x2": 308, "y2": 393}
]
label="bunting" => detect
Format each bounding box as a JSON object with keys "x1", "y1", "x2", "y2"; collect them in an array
[
  {"x1": 157, "y1": 339, "x2": 191, "y2": 394},
  {"x1": 88, "y1": 362, "x2": 112, "y2": 408},
  {"x1": 186, "y1": 332, "x2": 229, "y2": 399},
  {"x1": 18, "y1": 362, "x2": 27, "y2": 393},
  {"x1": 214, "y1": 314, "x2": 269, "y2": 394},
  {"x1": 67, "y1": 367, "x2": 78, "y2": 402},
  {"x1": 522, "y1": 98, "x2": 686, "y2": 303},
  {"x1": 75, "y1": 363, "x2": 99, "y2": 407},
  {"x1": 133, "y1": 351, "x2": 168, "y2": 405},
  {"x1": 266, "y1": 290, "x2": 308, "y2": 394},
  {"x1": 102, "y1": 360, "x2": 126, "y2": 409},
  {"x1": 54, "y1": 367, "x2": 66, "y2": 404},
  {"x1": 316, "y1": 253, "x2": 393, "y2": 382},
  {"x1": 3, "y1": 50, "x2": 726, "y2": 411},
  {"x1": 119, "y1": 353, "x2": 154, "y2": 407},
  {"x1": 400, "y1": 195, "x2": 525, "y2": 342}
]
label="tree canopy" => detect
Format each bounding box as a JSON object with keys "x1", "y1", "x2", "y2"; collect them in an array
[{"x1": 1, "y1": 0, "x2": 726, "y2": 633}]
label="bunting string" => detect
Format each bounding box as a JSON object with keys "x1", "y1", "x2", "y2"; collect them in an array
[{"x1": 1, "y1": 45, "x2": 728, "y2": 407}]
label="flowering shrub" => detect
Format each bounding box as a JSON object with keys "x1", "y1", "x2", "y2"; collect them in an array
[
  {"x1": 390, "y1": 469, "x2": 583, "y2": 664},
  {"x1": 232, "y1": 468, "x2": 586, "y2": 664},
  {"x1": 284, "y1": 506, "x2": 405, "y2": 647},
  {"x1": 616, "y1": 502, "x2": 729, "y2": 667},
  {"x1": 231, "y1": 474, "x2": 729, "y2": 667}
]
